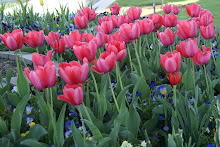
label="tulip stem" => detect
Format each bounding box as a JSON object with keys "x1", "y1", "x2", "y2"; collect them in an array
[
  {"x1": 78, "y1": 105, "x2": 86, "y2": 145},
  {"x1": 116, "y1": 62, "x2": 129, "y2": 106},
  {"x1": 145, "y1": 36, "x2": 151, "y2": 57},
  {"x1": 191, "y1": 59, "x2": 195, "y2": 88},
  {"x1": 82, "y1": 102, "x2": 92, "y2": 122},
  {"x1": 210, "y1": 39, "x2": 216, "y2": 65},
  {"x1": 108, "y1": 73, "x2": 120, "y2": 113},
  {"x1": 36, "y1": 47, "x2": 39, "y2": 54},
  {"x1": 127, "y1": 45, "x2": 133, "y2": 72},
  {"x1": 18, "y1": 49, "x2": 28, "y2": 68},
  {"x1": 173, "y1": 85, "x2": 177, "y2": 117},
  {"x1": 44, "y1": 89, "x2": 50, "y2": 107},
  {"x1": 133, "y1": 40, "x2": 144, "y2": 79},
  {"x1": 60, "y1": 54, "x2": 63, "y2": 62},
  {"x1": 203, "y1": 65, "x2": 210, "y2": 96}
]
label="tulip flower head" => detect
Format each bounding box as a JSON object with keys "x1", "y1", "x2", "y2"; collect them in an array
[
  {"x1": 176, "y1": 20, "x2": 197, "y2": 40},
  {"x1": 163, "y1": 4, "x2": 172, "y2": 14},
  {"x1": 199, "y1": 9, "x2": 214, "y2": 26},
  {"x1": 157, "y1": 28, "x2": 175, "y2": 46},
  {"x1": 167, "y1": 72, "x2": 181, "y2": 85},
  {"x1": 40, "y1": 0, "x2": 44, "y2": 6},
  {"x1": 77, "y1": 7, "x2": 97, "y2": 21},
  {"x1": 186, "y1": 3, "x2": 201, "y2": 17},
  {"x1": 176, "y1": 38, "x2": 198, "y2": 58},
  {"x1": 23, "y1": 28, "x2": 45, "y2": 48},
  {"x1": 163, "y1": 14, "x2": 178, "y2": 28},
  {"x1": 148, "y1": 13, "x2": 163, "y2": 31},
  {"x1": 63, "y1": 30, "x2": 86, "y2": 49},
  {"x1": 32, "y1": 50, "x2": 52, "y2": 67},
  {"x1": 135, "y1": 19, "x2": 154, "y2": 35},
  {"x1": 200, "y1": 23, "x2": 215, "y2": 39},
  {"x1": 109, "y1": 3, "x2": 122, "y2": 15},
  {"x1": 74, "y1": 15, "x2": 88, "y2": 29},
  {"x1": 193, "y1": 45, "x2": 211, "y2": 66},
  {"x1": 171, "y1": 5, "x2": 180, "y2": 15},
  {"x1": 126, "y1": 6, "x2": 142, "y2": 21},
  {"x1": 119, "y1": 23, "x2": 140, "y2": 41}
]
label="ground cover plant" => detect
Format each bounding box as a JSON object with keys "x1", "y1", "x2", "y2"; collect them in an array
[{"x1": 0, "y1": 0, "x2": 220, "y2": 147}]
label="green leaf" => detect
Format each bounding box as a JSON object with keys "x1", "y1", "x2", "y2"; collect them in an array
[
  {"x1": 6, "y1": 68, "x2": 13, "y2": 85},
  {"x1": 11, "y1": 95, "x2": 30, "y2": 132},
  {"x1": 22, "y1": 124, "x2": 47, "y2": 141},
  {"x1": 168, "y1": 134, "x2": 176, "y2": 147},
  {"x1": 71, "y1": 121, "x2": 85, "y2": 147},
  {"x1": 0, "y1": 138, "x2": 13, "y2": 147},
  {"x1": 182, "y1": 63, "x2": 193, "y2": 90},
  {"x1": 20, "y1": 139, "x2": 49, "y2": 147},
  {"x1": 119, "y1": 130, "x2": 137, "y2": 143},
  {"x1": 4, "y1": 130, "x2": 21, "y2": 144},
  {"x1": 0, "y1": 95, "x2": 6, "y2": 113},
  {"x1": 0, "y1": 117, "x2": 9, "y2": 136},
  {"x1": 4, "y1": 92, "x2": 21, "y2": 107},
  {"x1": 117, "y1": 84, "x2": 133, "y2": 109},
  {"x1": 97, "y1": 137, "x2": 112, "y2": 147},
  {"x1": 82, "y1": 119, "x2": 103, "y2": 142}
]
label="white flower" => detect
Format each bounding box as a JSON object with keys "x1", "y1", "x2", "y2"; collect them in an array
[
  {"x1": 11, "y1": 86, "x2": 18, "y2": 93},
  {"x1": 121, "y1": 141, "x2": 132, "y2": 147},
  {"x1": 141, "y1": 140, "x2": 147, "y2": 147}
]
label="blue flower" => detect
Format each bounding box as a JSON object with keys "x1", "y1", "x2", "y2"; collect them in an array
[
  {"x1": 159, "y1": 114, "x2": 164, "y2": 120},
  {"x1": 204, "y1": 101, "x2": 211, "y2": 105},
  {"x1": 136, "y1": 93, "x2": 141, "y2": 97},
  {"x1": 65, "y1": 120, "x2": 72, "y2": 131},
  {"x1": 65, "y1": 130, "x2": 72, "y2": 139},
  {"x1": 26, "y1": 117, "x2": 34, "y2": 126},
  {"x1": 158, "y1": 86, "x2": 168, "y2": 97},
  {"x1": 163, "y1": 126, "x2": 169, "y2": 131},
  {"x1": 26, "y1": 105, "x2": 33, "y2": 115},
  {"x1": 69, "y1": 112, "x2": 78, "y2": 117},
  {"x1": 142, "y1": 100, "x2": 147, "y2": 105},
  {"x1": 207, "y1": 144, "x2": 214, "y2": 147}
]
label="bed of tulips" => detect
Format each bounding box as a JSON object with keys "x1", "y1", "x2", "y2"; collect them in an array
[{"x1": 0, "y1": 1, "x2": 220, "y2": 147}]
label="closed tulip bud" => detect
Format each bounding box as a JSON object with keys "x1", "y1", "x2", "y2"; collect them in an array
[
  {"x1": 163, "y1": 4, "x2": 172, "y2": 14},
  {"x1": 148, "y1": 13, "x2": 163, "y2": 31},
  {"x1": 110, "y1": 15, "x2": 124, "y2": 28},
  {"x1": 172, "y1": 5, "x2": 180, "y2": 15},
  {"x1": 0, "y1": 29, "x2": 23, "y2": 51},
  {"x1": 126, "y1": 6, "x2": 142, "y2": 20},
  {"x1": 119, "y1": 23, "x2": 140, "y2": 41},
  {"x1": 160, "y1": 50, "x2": 181, "y2": 73},
  {"x1": 163, "y1": 14, "x2": 178, "y2": 27},
  {"x1": 200, "y1": 23, "x2": 215, "y2": 39},
  {"x1": 105, "y1": 40, "x2": 127, "y2": 61},
  {"x1": 135, "y1": 19, "x2": 154, "y2": 35},
  {"x1": 101, "y1": 20, "x2": 114, "y2": 34},
  {"x1": 74, "y1": 15, "x2": 88, "y2": 29},
  {"x1": 77, "y1": 7, "x2": 97, "y2": 21},
  {"x1": 40, "y1": 0, "x2": 44, "y2": 6},
  {"x1": 123, "y1": 15, "x2": 133, "y2": 24},
  {"x1": 176, "y1": 20, "x2": 197, "y2": 40},
  {"x1": 96, "y1": 32, "x2": 105, "y2": 48},
  {"x1": 91, "y1": 52, "x2": 116, "y2": 74},
  {"x1": 58, "y1": 84, "x2": 83, "y2": 106},
  {"x1": 176, "y1": 38, "x2": 198, "y2": 58},
  {"x1": 167, "y1": 72, "x2": 181, "y2": 85},
  {"x1": 193, "y1": 45, "x2": 211, "y2": 66},
  {"x1": 157, "y1": 28, "x2": 175, "y2": 46},
  {"x1": 186, "y1": 3, "x2": 201, "y2": 17},
  {"x1": 199, "y1": 9, "x2": 214, "y2": 26},
  {"x1": 32, "y1": 50, "x2": 52, "y2": 67},
  {"x1": 59, "y1": 58, "x2": 88, "y2": 85},
  {"x1": 23, "y1": 29, "x2": 45, "y2": 48},
  {"x1": 24, "y1": 61, "x2": 57, "y2": 91},
  {"x1": 109, "y1": 3, "x2": 122, "y2": 15},
  {"x1": 98, "y1": 16, "x2": 110, "y2": 25},
  {"x1": 63, "y1": 30, "x2": 86, "y2": 49}
]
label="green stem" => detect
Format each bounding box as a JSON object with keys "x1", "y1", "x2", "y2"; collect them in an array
[
  {"x1": 138, "y1": 37, "x2": 142, "y2": 57},
  {"x1": 173, "y1": 85, "x2": 177, "y2": 117},
  {"x1": 145, "y1": 35, "x2": 151, "y2": 57},
  {"x1": 127, "y1": 45, "x2": 133, "y2": 72},
  {"x1": 82, "y1": 101, "x2": 92, "y2": 122},
  {"x1": 203, "y1": 65, "x2": 209, "y2": 96},
  {"x1": 191, "y1": 59, "x2": 195, "y2": 88},
  {"x1": 18, "y1": 49, "x2": 28, "y2": 68},
  {"x1": 133, "y1": 40, "x2": 144, "y2": 79},
  {"x1": 15, "y1": 50, "x2": 19, "y2": 73},
  {"x1": 108, "y1": 73, "x2": 120, "y2": 113},
  {"x1": 210, "y1": 39, "x2": 216, "y2": 65},
  {"x1": 78, "y1": 105, "x2": 86, "y2": 145},
  {"x1": 36, "y1": 47, "x2": 39, "y2": 54},
  {"x1": 60, "y1": 54, "x2": 63, "y2": 62}
]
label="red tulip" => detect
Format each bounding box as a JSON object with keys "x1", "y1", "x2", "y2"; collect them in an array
[
  {"x1": 160, "y1": 50, "x2": 181, "y2": 73},
  {"x1": 157, "y1": 28, "x2": 175, "y2": 46},
  {"x1": 112, "y1": 32, "x2": 129, "y2": 43},
  {"x1": 101, "y1": 20, "x2": 114, "y2": 34},
  {"x1": 172, "y1": 5, "x2": 180, "y2": 15},
  {"x1": 176, "y1": 20, "x2": 197, "y2": 40},
  {"x1": 135, "y1": 19, "x2": 154, "y2": 35},
  {"x1": 163, "y1": 14, "x2": 178, "y2": 27},
  {"x1": 23, "y1": 29, "x2": 45, "y2": 48},
  {"x1": 200, "y1": 23, "x2": 215, "y2": 39},
  {"x1": 109, "y1": 3, "x2": 122, "y2": 15},
  {"x1": 176, "y1": 38, "x2": 198, "y2": 58},
  {"x1": 74, "y1": 15, "x2": 88, "y2": 29},
  {"x1": 96, "y1": 32, "x2": 105, "y2": 48},
  {"x1": 199, "y1": 9, "x2": 214, "y2": 26},
  {"x1": 186, "y1": 3, "x2": 201, "y2": 18},
  {"x1": 85, "y1": 33, "x2": 95, "y2": 42},
  {"x1": 24, "y1": 61, "x2": 57, "y2": 91},
  {"x1": 104, "y1": 34, "x2": 114, "y2": 43},
  {"x1": 110, "y1": 15, "x2": 124, "y2": 28},
  {"x1": 91, "y1": 52, "x2": 116, "y2": 74},
  {"x1": 167, "y1": 72, "x2": 181, "y2": 85},
  {"x1": 77, "y1": 7, "x2": 96, "y2": 21},
  {"x1": 98, "y1": 16, "x2": 110, "y2": 25},
  {"x1": 74, "y1": 41, "x2": 97, "y2": 62},
  {"x1": 193, "y1": 45, "x2": 211, "y2": 66},
  {"x1": 188, "y1": 17, "x2": 201, "y2": 28},
  {"x1": 0, "y1": 29, "x2": 23, "y2": 50},
  {"x1": 119, "y1": 23, "x2": 140, "y2": 41},
  {"x1": 126, "y1": 6, "x2": 142, "y2": 20},
  {"x1": 105, "y1": 40, "x2": 127, "y2": 61},
  {"x1": 45, "y1": 32, "x2": 60, "y2": 46},
  {"x1": 58, "y1": 84, "x2": 83, "y2": 106},
  {"x1": 163, "y1": 4, "x2": 171, "y2": 14},
  {"x1": 123, "y1": 15, "x2": 133, "y2": 24},
  {"x1": 63, "y1": 30, "x2": 86, "y2": 49},
  {"x1": 32, "y1": 50, "x2": 52, "y2": 67},
  {"x1": 59, "y1": 58, "x2": 88, "y2": 85},
  {"x1": 72, "y1": 41, "x2": 88, "y2": 50},
  {"x1": 148, "y1": 13, "x2": 163, "y2": 31}
]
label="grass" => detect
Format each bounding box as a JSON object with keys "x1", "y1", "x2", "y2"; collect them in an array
[
  {"x1": 0, "y1": 3, "x2": 19, "y2": 10},
  {"x1": 107, "y1": 0, "x2": 220, "y2": 30}
]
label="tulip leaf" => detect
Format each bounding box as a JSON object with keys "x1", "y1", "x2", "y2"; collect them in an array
[
  {"x1": 118, "y1": 130, "x2": 137, "y2": 143},
  {"x1": 216, "y1": 55, "x2": 220, "y2": 78},
  {"x1": 71, "y1": 121, "x2": 85, "y2": 147},
  {"x1": 0, "y1": 117, "x2": 9, "y2": 136},
  {"x1": 4, "y1": 92, "x2": 21, "y2": 107},
  {"x1": 5, "y1": 68, "x2": 13, "y2": 85},
  {"x1": 0, "y1": 138, "x2": 13, "y2": 147},
  {"x1": 97, "y1": 137, "x2": 112, "y2": 147},
  {"x1": 20, "y1": 139, "x2": 49, "y2": 147},
  {"x1": 0, "y1": 95, "x2": 6, "y2": 113},
  {"x1": 11, "y1": 95, "x2": 30, "y2": 132}
]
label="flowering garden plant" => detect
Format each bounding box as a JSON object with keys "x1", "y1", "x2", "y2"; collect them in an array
[{"x1": 0, "y1": 1, "x2": 220, "y2": 147}]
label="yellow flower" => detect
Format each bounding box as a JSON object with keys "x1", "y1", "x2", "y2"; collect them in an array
[
  {"x1": 86, "y1": 137, "x2": 92, "y2": 141},
  {"x1": 21, "y1": 131, "x2": 29, "y2": 137},
  {"x1": 30, "y1": 122, "x2": 35, "y2": 128},
  {"x1": 40, "y1": 0, "x2": 44, "y2": 6}
]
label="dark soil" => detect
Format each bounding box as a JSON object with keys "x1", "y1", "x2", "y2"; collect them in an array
[{"x1": 0, "y1": 57, "x2": 34, "y2": 78}]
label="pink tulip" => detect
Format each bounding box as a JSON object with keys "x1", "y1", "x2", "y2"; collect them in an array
[
  {"x1": 112, "y1": 32, "x2": 129, "y2": 43},
  {"x1": 110, "y1": 15, "x2": 124, "y2": 28},
  {"x1": 148, "y1": 13, "x2": 163, "y2": 31},
  {"x1": 24, "y1": 61, "x2": 57, "y2": 91},
  {"x1": 186, "y1": 3, "x2": 201, "y2": 17},
  {"x1": 193, "y1": 45, "x2": 211, "y2": 66},
  {"x1": 23, "y1": 29, "x2": 45, "y2": 48},
  {"x1": 91, "y1": 52, "x2": 116, "y2": 74},
  {"x1": 105, "y1": 40, "x2": 127, "y2": 61},
  {"x1": 74, "y1": 41, "x2": 97, "y2": 62},
  {"x1": 59, "y1": 58, "x2": 88, "y2": 85},
  {"x1": 163, "y1": 4, "x2": 171, "y2": 14},
  {"x1": 172, "y1": 5, "x2": 180, "y2": 15},
  {"x1": 199, "y1": 9, "x2": 214, "y2": 26},
  {"x1": 176, "y1": 20, "x2": 197, "y2": 40},
  {"x1": 176, "y1": 38, "x2": 198, "y2": 58},
  {"x1": 98, "y1": 16, "x2": 110, "y2": 25},
  {"x1": 188, "y1": 17, "x2": 201, "y2": 28},
  {"x1": 126, "y1": 6, "x2": 142, "y2": 20},
  {"x1": 77, "y1": 7, "x2": 96, "y2": 21},
  {"x1": 119, "y1": 23, "x2": 140, "y2": 41},
  {"x1": 160, "y1": 50, "x2": 181, "y2": 73},
  {"x1": 58, "y1": 84, "x2": 83, "y2": 106},
  {"x1": 200, "y1": 23, "x2": 215, "y2": 39},
  {"x1": 0, "y1": 29, "x2": 23, "y2": 50},
  {"x1": 74, "y1": 15, "x2": 88, "y2": 29},
  {"x1": 135, "y1": 19, "x2": 154, "y2": 35},
  {"x1": 123, "y1": 15, "x2": 133, "y2": 24},
  {"x1": 85, "y1": 33, "x2": 95, "y2": 42},
  {"x1": 63, "y1": 30, "x2": 86, "y2": 49},
  {"x1": 32, "y1": 50, "x2": 52, "y2": 67},
  {"x1": 163, "y1": 14, "x2": 178, "y2": 27},
  {"x1": 157, "y1": 28, "x2": 175, "y2": 46},
  {"x1": 101, "y1": 20, "x2": 114, "y2": 34},
  {"x1": 109, "y1": 3, "x2": 122, "y2": 15},
  {"x1": 96, "y1": 32, "x2": 105, "y2": 48}
]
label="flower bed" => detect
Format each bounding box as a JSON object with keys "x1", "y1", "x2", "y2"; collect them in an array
[{"x1": 0, "y1": 1, "x2": 220, "y2": 147}]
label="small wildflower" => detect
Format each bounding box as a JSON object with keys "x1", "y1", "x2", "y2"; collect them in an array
[
  {"x1": 65, "y1": 120, "x2": 72, "y2": 131},
  {"x1": 204, "y1": 101, "x2": 211, "y2": 105},
  {"x1": 136, "y1": 93, "x2": 141, "y2": 97},
  {"x1": 142, "y1": 100, "x2": 147, "y2": 105},
  {"x1": 121, "y1": 141, "x2": 132, "y2": 147},
  {"x1": 86, "y1": 137, "x2": 92, "y2": 141},
  {"x1": 26, "y1": 117, "x2": 34, "y2": 126},
  {"x1": 26, "y1": 105, "x2": 33, "y2": 115},
  {"x1": 11, "y1": 86, "x2": 18, "y2": 93},
  {"x1": 30, "y1": 122, "x2": 35, "y2": 128},
  {"x1": 21, "y1": 131, "x2": 29, "y2": 137},
  {"x1": 65, "y1": 130, "x2": 72, "y2": 139},
  {"x1": 163, "y1": 126, "x2": 169, "y2": 131},
  {"x1": 158, "y1": 86, "x2": 168, "y2": 98},
  {"x1": 159, "y1": 114, "x2": 164, "y2": 120},
  {"x1": 207, "y1": 144, "x2": 214, "y2": 147},
  {"x1": 141, "y1": 140, "x2": 147, "y2": 147}
]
